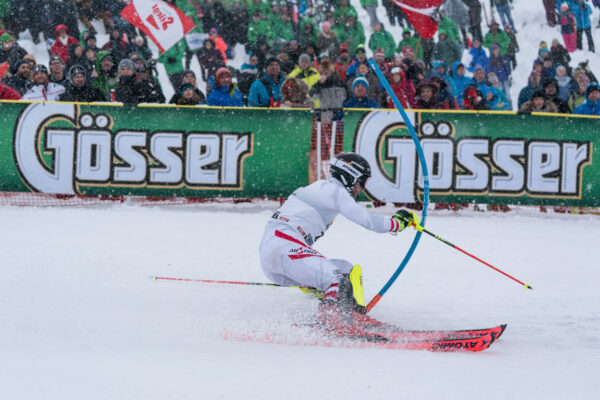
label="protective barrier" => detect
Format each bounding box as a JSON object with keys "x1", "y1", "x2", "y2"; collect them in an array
[{"x1": 1, "y1": 101, "x2": 598, "y2": 206}]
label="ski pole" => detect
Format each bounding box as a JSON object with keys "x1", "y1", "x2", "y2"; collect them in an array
[
  {"x1": 153, "y1": 276, "x2": 323, "y2": 294},
  {"x1": 408, "y1": 223, "x2": 533, "y2": 290}
]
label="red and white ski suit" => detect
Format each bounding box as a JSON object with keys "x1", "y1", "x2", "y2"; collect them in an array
[{"x1": 259, "y1": 179, "x2": 397, "y2": 292}]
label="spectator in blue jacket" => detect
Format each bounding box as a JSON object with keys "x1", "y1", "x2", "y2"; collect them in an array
[
  {"x1": 343, "y1": 75, "x2": 381, "y2": 108},
  {"x1": 467, "y1": 39, "x2": 489, "y2": 72},
  {"x1": 207, "y1": 68, "x2": 244, "y2": 107},
  {"x1": 571, "y1": 0, "x2": 595, "y2": 52},
  {"x1": 486, "y1": 44, "x2": 512, "y2": 103},
  {"x1": 452, "y1": 61, "x2": 472, "y2": 107},
  {"x1": 573, "y1": 82, "x2": 600, "y2": 115},
  {"x1": 248, "y1": 58, "x2": 285, "y2": 107}
]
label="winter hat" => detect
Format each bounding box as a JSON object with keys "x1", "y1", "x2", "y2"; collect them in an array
[
  {"x1": 68, "y1": 64, "x2": 86, "y2": 84},
  {"x1": 215, "y1": 67, "x2": 231, "y2": 81},
  {"x1": 33, "y1": 64, "x2": 49, "y2": 75},
  {"x1": 209, "y1": 28, "x2": 218, "y2": 35},
  {"x1": 352, "y1": 74, "x2": 369, "y2": 92},
  {"x1": 374, "y1": 49, "x2": 385, "y2": 59},
  {"x1": 390, "y1": 67, "x2": 402, "y2": 75},
  {"x1": 539, "y1": 41, "x2": 548, "y2": 50},
  {"x1": 355, "y1": 45, "x2": 366, "y2": 55},
  {"x1": 179, "y1": 84, "x2": 195, "y2": 96},
  {"x1": 491, "y1": 44, "x2": 500, "y2": 52},
  {"x1": 0, "y1": 33, "x2": 12, "y2": 45},
  {"x1": 11, "y1": 59, "x2": 28, "y2": 74},
  {"x1": 299, "y1": 53, "x2": 311, "y2": 64},
  {"x1": 586, "y1": 82, "x2": 600, "y2": 96},
  {"x1": 322, "y1": 21, "x2": 331, "y2": 30},
  {"x1": 531, "y1": 89, "x2": 546, "y2": 101},
  {"x1": 23, "y1": 54, "x2": 37, "y2": 64},
  {"x1": 542, "y1": 77, "x2": 558, "y2": 90},
  {"x1": 50, "y1": 55, "x2": 64, "y2": 64},
  {"x1": 265, "y1": 57, "x2": 281, "y2": 67},
  {"x1": 402, "y1": 45, "x2": 414, "y2": 58},
  {"x1": 339, "y1": 43, "x2": 349, "y2": 54},
  {"x1": 118, "y1": 59, "x2": 135, "y2": 71},
  {"x1": 560, "y1": 2, "x2": 569, "y2": 10},
  {"x1": 474, "y1": 64, "x2": 486, "y2": 73}
]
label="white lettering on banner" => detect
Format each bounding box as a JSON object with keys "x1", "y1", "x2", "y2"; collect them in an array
[
  {"x1": 354, "y1": 111, "x2": 592, "y2": 202},
  {"x1": 13, "y1": 104, "x2": 252, "y2": 194},
  {"x1": 132, "y1": 0, "x2": 184, "y2": 52},
  {"x1": 492, "y1": 140, "x2": 525, "y2": 192},
  {"x1": 456, "y1": 139, "x2": 489, "y2": 191}
]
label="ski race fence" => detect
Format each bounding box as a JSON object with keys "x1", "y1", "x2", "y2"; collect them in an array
[{"x1": 1, "y1": 100, "x2": 599, "y2": 209}]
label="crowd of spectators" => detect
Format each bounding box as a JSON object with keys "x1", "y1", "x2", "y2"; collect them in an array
[{"x1": 0, "y1": 0, "x2": 599, "y2": 116}]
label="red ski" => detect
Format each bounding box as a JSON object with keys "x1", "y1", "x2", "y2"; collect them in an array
[
  {"x1": 223, "y1": 328, "x2": 495, "y2": 352},
  {"x1": 348, "y1": 313, "x2": 507, "y2": 342}
]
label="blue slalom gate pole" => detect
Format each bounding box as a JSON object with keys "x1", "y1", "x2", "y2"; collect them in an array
[{"x1": 366, "y1": 58, "x2": 430, "y2": 312}]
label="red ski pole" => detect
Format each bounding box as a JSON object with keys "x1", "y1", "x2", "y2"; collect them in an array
[{"x1": 409, "y1": 223, "x2": 533, "y2": 290}]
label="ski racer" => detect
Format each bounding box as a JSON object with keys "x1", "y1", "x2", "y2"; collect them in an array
[{"x1": 259, "y1": 152, "x2": 417, "y2": 325}]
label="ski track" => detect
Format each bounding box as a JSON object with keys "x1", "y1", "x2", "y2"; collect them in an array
[{"x1": 0, "y1": 205, "x2": 599, "y2": 399}]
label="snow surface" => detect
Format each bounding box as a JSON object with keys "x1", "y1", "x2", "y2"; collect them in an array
[{"x1": 1, "y1": 203, "x2": 599, "y2": 399}]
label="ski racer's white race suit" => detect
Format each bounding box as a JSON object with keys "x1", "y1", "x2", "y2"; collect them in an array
[{"x1": 259, "y1": 178, "x2": 399, "y2": 292}]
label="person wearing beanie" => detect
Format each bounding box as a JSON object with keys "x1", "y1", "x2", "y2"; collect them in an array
[
  {"x1": 209, "y1": 28, "x2": 228, "y2": 64},
  {"x1": 573, "y1": 82, "x2": 600, "y2": 115},
  {"x1": 248, "y1": 57, "x2": 285, "y2": 107},
  {"x1": 207, "y1": 67, "x2": 244, "y2": 107},
  {"x1": 0, "y1": 33, "x2": 27, "y2": 71},
  {"x1": 198, "y1": 38, "x2": 226, "y2": 91},
  {"x1": 3, "y1": 60, "x2": 32, "y2": 95},
  {"x1": 554, "y1": 64, "x2": 573, "y2": 101},
  {"x1": 520, "y1": 89, "x2": 558, "y2": 113},
  {"x1": 169, "y1": 70, "x2": 206, "y2": 104},
  {"x1": 344, "y1": 44, "x2": 368, "y2": 80},
  {"x1": 114, "y1": 58, "x2": 140, "y2": 104},
  {"x1": 317, "y1": 20, "x2": 340, "y2": 59},
  {"x1": 47, "y1": 55, "x2": 68, "y2": 86},
  {"x1": 542, "y1": 77, "x2": 571, "y2": 114},
  {"x1": 558, "y1": 3, "x2": 577, "y2": 53},
  {"x1": 59, "y1": 65, "x2": 105, "y2": 103},
  {"x1": 289, "y1": 53, "x2": 320, "y2": 90},
  {"x1": 176, "y1": 84, "x2": 203, "y2": 106},
  {"x1": 343, "y1": 74, "x2": 381, "y2": 108},
  {"x1": 518, "y1": 72, "x2": 541, "y2": 110},
  {"x1": 334, "y1": 43, "x2": 352, "y2": 82},
  {"x1": 414, "y1": 79, "x2": 443, "y2": 109},
  {"x1": 22, "y1": 64, "x2": 66, "y2": 101},
  {"x1": 280, "y1": 76, "x2": 314, "y2": 108}
]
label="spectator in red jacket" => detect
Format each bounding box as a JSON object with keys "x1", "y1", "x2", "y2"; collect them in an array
[
  {"x1": 386, "y1": 66, "x2": 416, "y2": 109},
  {"x1": 0, "y1": 81, "x2": 22, "y2": 100},
  {"x1": 50, "y1": 25, "x2": 79, "y2": 63}
]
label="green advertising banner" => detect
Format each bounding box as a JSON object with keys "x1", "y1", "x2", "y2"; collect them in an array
[{"x1": 0, "y1": 101, "x2": 598, "y2": 206}]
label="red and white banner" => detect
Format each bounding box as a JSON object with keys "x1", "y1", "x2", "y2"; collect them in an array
[
  {"x1": 121, "y1": 0, "x2": 196, "y2": 53},
  {"x1": 391, "y1": 0, "x2": 444, "y2": 39}
]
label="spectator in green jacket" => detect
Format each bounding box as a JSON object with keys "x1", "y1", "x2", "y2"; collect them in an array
[
  {"x1": 334, "y1": 0, "x2": 359, "y2": 25},
  {"x1": 338, "y1": 15, "x2": 365, "y2": 56},
  {"x1": 247, "y1": 11, "x2": 272, "y2": 44},
  {"x1": 396, "y1": 28, "x2": 423, "y2": 60},
  {"x1": 438, "y1": 10, "x2": 462, "y2": 43},
  {"x1": 433, "y1": 29, "x2": 463, "y2": 68},
  {"x1": 93, "y1": 50, "x2": 117, "y2": 100},
  {"x1": 369, "y1": 22, "x2": 396, "y2": 59},
  {"x1": 158, "y1": 39, "x2": 187, "y2": 94},
  {"x1": 483, "y1": 21, "x2": 510, "y2": 56}
]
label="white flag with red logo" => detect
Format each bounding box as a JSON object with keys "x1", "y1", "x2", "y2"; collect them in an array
[
  {"x1": 121, "y1": 0, "x2": 196, "y2": 53},
  {"x1": 391, "y1": 0, "x2": 444, "y2": 39}
]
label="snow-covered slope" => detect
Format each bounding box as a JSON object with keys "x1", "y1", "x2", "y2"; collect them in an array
[{"x1": 1, "y1": 203, "x2": 599, "y2": 399}]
